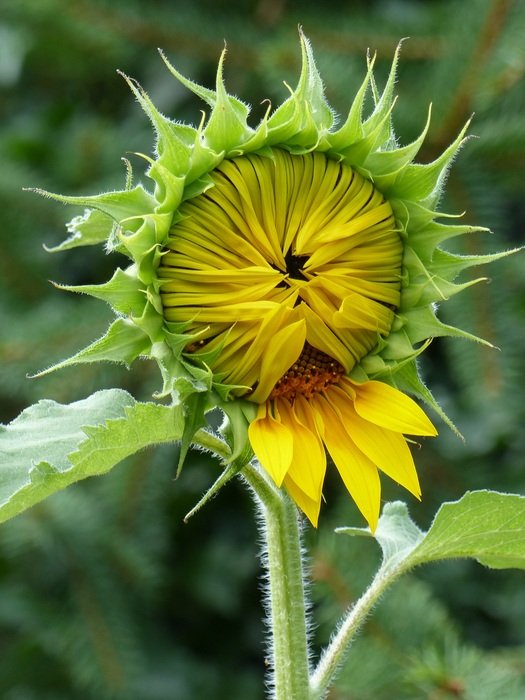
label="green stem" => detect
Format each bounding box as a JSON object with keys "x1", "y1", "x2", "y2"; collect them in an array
[
  {"x1": 309, "y1": 566, "x2": 391, "y2": 700},
  {"x1": 191, "y1": 433, "x2": 311, "y2": 698},
  {"x1": 193, "y1": 428, "x2": 231, "y2": 459},
  {"x1": 242, "y1": 462, "x2": 311, "y2": 700}
]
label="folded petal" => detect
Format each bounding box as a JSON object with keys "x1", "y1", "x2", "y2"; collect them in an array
[
  {"x1": 279, "y1": 398, "x2": 326, "y2": 504},
  {"x1": 250, "y1": 319, "x2": 306, "y2": 402},
  {"x1": 333, "y1": 293, "x2": 394, "y2": 334},
  {"x1": 248, "y1": 404, "x2": 293, "y2": 486},
  {"x1": 283, "y1": 473, "x2": 322, "y2": 527}
]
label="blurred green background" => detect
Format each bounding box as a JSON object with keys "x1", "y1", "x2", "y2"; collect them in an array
[{"x1": 1, "y1": 0, "x2": 524, "y2": 698}]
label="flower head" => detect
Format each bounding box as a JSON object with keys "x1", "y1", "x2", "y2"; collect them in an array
[{"x1": 39, "y1": 34, "x2": 509, "y2": 529}]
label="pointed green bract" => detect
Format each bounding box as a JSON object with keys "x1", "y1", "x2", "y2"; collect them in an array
[
  {"x1": 44, "y1": 208, "x2": 115, "y2": 252},
  {"x1": 266, "y1": 31, "x2": 334, "y2": 149},
  {"x1": 35, "y1": 32, "x2": 511, "y2": 437},
  {"x1": 35, "y1": 184, "x2": 156, "y2": 224},
  {"x1": 32, "y1": 318, "x2": 150, "y2": 376},
  {"x1": 54, "y1": 266, "x2": 146, "y2": 316},
  {"x1": 362, "y1": 41, "x2": 401, "y2": 143}
]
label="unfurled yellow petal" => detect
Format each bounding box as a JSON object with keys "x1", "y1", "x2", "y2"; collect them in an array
[
  {"x1": 351, "y1": 380, "x2": 437, "y2": 436},
  {"x1": 358, "y1": 426, "x2": 420, "y2": 498},
  {"x1": 248, "y1": 405, "x2": 293, "y2": 486},
  {"x1": 313, "y1": 395, "x2": 381, "y2": 531},
  {"x1": 327, "y1": 386, "x2": 421, "y2": 499},
  {"x1": 297, "y1": 304, "x2": 353, "y2": 372},
  {"x1": 250, "y1": 319, "x2": 306, "y2": 403},
  {"x1": 279, "y1": 398, "x2": 326, "y2": 503},
  {"x1": 283, "y1": 473, "x2": 322, "y2": 528}
]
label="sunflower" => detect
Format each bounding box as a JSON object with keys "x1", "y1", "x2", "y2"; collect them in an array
[
  {"x1": 39, "y1": 34, "x2": 507, "y2": 530},
  {"x1": 158, "y1": 148, "x2": 436, "y2": 527}
]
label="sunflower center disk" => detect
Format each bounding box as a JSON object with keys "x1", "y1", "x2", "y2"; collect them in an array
[
  {"x1": 284, "y1": 252, "x2": 308, "y2": 281},
  {"x1": 159, "y1": 148, "x2": 402, "y2": 401},
  {"x1": 270, "y1": 343, "x2": 344, "y2": 401}
]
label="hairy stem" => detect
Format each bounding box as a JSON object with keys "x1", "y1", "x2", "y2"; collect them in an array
[
  {"x1": 309, "y1": 566, "x2": 391, "y2": 699},
  {"x1": 243, "y1": 462, "x2": 311, "y2": 700},
  {"x1": 193, "y1": 428, "x2": 231, "y2": 459}
]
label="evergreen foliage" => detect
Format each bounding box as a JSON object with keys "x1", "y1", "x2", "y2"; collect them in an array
[{"x1": 0, "y1": 0, "x2": 523, "y2": 696}]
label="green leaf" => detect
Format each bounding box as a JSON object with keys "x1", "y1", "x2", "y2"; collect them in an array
[
  {"x1": 337, "y1": 501, "x2": 424, "y2": 576},
  {"x1": 410, "y1": 491, "x2": 525, "y2": 571},
  {"x1": 327, "y1": 492, "x2": 525, "y2": 694},
  {"x1": 0, "y1": 389, "x2": 184, "y2": 524},
  {"x1": 338, "y1": 491, "x2": 525, "y2": 575}
]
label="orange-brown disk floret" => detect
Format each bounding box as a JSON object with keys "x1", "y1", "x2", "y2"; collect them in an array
[{"x1": 269, "y1": 343, "x2": 345, "y2": 402}]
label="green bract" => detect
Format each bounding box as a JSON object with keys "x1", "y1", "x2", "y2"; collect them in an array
[{"x1": 36, "y1": 33, "x2": 511, "y2": 446}]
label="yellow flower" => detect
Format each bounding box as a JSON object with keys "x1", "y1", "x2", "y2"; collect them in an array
[
  {"x1": 159, "y1": 148, "x2": 436, "y2": 528},
  {"x1": 38, "y1": 34, "x2": 510, "y2": 529},
  {"x1": 250, "y1": 378, "x2": 436, "y2": 529},
  {"x1": 159, "y1": 151, "x2": 400, "y2": 397}
]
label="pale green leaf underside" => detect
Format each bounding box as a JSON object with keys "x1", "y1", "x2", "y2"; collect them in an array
[
  {"x1": 338, "y1": 490, "x2": 525, "y2": 574},
  {"x1": 0, "y1": 389, "x2": 184, "y2": 524}
]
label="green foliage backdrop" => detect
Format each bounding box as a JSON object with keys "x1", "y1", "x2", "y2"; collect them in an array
[{"x1": 1, "y1": 0, "x2": 524, "y2": 697}]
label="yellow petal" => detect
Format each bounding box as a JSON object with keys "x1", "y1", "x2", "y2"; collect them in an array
[
  {"x1": 283, "y1": 473, "x2": 322, "y2": 527},
  {"x1": 233, "y1": 304, "x2": 297, "y2": 385},
  {"x1": 168, "y1": 208, "x2": 270, "y2": 267},
  {"x1": 305, "y1": 203, "x2": 394, "y2": 267},
  {"x1": 279, "y1": 398, "x2": 326, "y2": 503},
  {"x1": 297, "y1": 303, "x2": 353, "y2": 372},
  {"x1": 327, "y1": 386, "x2": 421, "y2": 499},
  {"x1": 351, "y1": 380, "x2": 437, "y2": 436},
  {"x1": 165, "y1": 300, "x2": 282, "y2": 322},
  {"x1": 162, "y1": 278, "x2": 279, "y2": 306},
  {"x1": 313, "y1": 395, "x2": 381, "y2": 531},
  {"x1": 332, "y1": 293, "x2": 393, "y2": 334},
  {"x1": 160, "y1": 264, "x2": 278, "y2": 283},
  {"x1": 248, "y1": 404, "x2": 293, "y2": 486},
  {"x1": 249, "y1": 319, "x2": 306, "y2": 403}
]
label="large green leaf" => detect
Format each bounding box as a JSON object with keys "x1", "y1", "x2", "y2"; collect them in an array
[
  {"x1": 410, "y1": 491, "x2": 525, "y2": 570},
  {"x1": 322, "y1": 490, "x2": 525, "y2": 692},
  {"x1": 338, "y1": 490, "x2": 525, "y2": 575},
  {"x1": 0, "y1": 389, "x2": 184, "y2": 524}
]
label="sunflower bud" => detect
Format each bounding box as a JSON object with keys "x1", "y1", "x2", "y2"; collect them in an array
[{"x1": 38, "y1": 33, "x2": 512, "y2": 529}]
